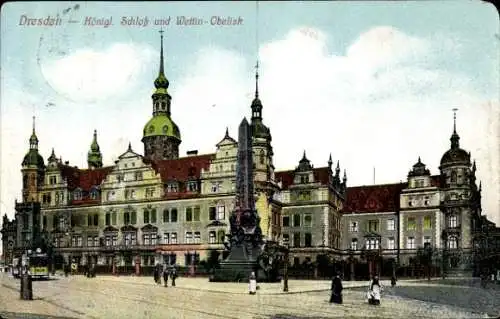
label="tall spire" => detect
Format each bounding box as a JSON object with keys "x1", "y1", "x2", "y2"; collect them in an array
[
  {"x1": 328, "y1": 153, "x2": 333, "y2": 168},
  {"x1": 450, "y1": 108, "x2": 460, "y2": 149},
  {"x1": 251, "y1": 60, "x2": 263, "y2": 122},
  {"x1": 29, "y1": 116, "x2": 38, "y2": 150},
  {"x1": 154, "y1": 28, "x2": 169, "y2": 92},
  {"x1": 159, "y1": 28, "x2": 164, "y2": 76},
  {"x1": 453, "y1": 108, "x2": 457, "y2": 133},
  {"x1": 255, "y1": 60, "x2": 259, "y2": 98}
]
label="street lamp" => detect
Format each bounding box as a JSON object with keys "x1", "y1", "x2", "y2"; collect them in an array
[{"x1": 283, "y1": 243, "x2": 289, "y2": 292}]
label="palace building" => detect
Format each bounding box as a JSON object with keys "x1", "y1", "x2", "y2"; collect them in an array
[{"x1": 2, "y1": 33, "x2": 498, "y2": 277}]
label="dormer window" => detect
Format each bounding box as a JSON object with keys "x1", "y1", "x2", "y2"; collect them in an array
[
  {"x1": 187, "y1": 181, "x2": 197, "y2": 192},
  {"x1": 167, "y1": 182, "x2": 178, "y2": 193},
  {"x1": 90, "y1": 188, "x2": 98, "y2": 200},
  {"x1": 74, "y1": 189, "x2": 83, "y2": 200}
]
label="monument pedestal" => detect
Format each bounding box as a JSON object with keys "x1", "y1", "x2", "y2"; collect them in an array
[{"x1": 211, "y1": 243, "x2": 262, "y2": 282}]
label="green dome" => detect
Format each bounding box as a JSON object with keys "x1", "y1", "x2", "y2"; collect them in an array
[
  {"x1": 22, "y1": 149, "x2": 45, "y2": 167},
  {"x1": 143, "y1": 115, "x2": 181, "y2": 140}
]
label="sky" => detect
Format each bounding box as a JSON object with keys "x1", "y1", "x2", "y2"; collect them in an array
[{"x1": 1, "y1": 1, "x2": 499, "y2": 239}]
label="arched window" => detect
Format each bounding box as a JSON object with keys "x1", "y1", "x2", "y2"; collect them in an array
[
  {"x1": 161, "y1": 102, "x2": 166, "y2": 110},
  {"x1": 23, "y1": 175, "x2": 28, "y2": 188}
]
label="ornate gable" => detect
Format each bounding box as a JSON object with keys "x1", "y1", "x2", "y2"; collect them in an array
[
  {"x1": 141, "y1": 224, "x2": 158, "y2": 232},
  {"x1": 103, "y1": 226, "x2": 118, "y2": 232},
  {"x1": 121, "y1": 225, "x2": 137, "y2": 232}
]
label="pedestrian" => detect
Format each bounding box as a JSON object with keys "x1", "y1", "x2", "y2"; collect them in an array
[
  {"x1": 156, "y1": 264, "x2": 162, "y2": 284},
  {"x1": 170, "y1": 265, "x2": 177, "y2": 286},
  {"x1": 391, "y1": 275, "x2": 397, "y2": 287},
  {"x1": 367, "y1": 275, "x2": 383, "y2": 305},
  {"x1": 153, "y1": 265, "x2": 158, "y2": 284},
  {"x1": 330, "y1": 272, "x2": 343, "y2": 304},
  {"x1": 249, "y1": 271, "x2": 257, "y2": 295},
  {"x1": 163, "y1": 267, "x2": 169, "y2": 287}
]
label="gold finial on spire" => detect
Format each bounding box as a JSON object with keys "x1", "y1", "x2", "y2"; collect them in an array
[{"x1": 32, "y1": 116, "x2": 36, "y2": 133}]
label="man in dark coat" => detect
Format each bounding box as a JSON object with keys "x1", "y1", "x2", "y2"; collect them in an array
[
  {"x1": 163, "y1": 267, "x2": 169, "y2": 287},
  {"x1": 330, "y1": 272, "x2": 343, "y2": 304},
  {"x1": 170, "y1": 266, "x2": 177, "y2": 286},
  {"x1": 153, "y1": 265, "x2": 159, "y2": 284}
]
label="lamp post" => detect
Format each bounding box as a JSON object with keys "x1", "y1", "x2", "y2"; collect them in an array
[
  {"x1": 424, "y1": 243, "x2": 432, "y2": 281},
  {"x1": 283, "y1": 244, "x2": 289, "y2": 292}
]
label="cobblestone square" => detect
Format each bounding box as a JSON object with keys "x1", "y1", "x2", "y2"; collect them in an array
[{"x1": 1, "y1": 274, "x2": 499, "y2": 318}]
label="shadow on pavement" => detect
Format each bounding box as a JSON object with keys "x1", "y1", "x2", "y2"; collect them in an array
[{"x1": 0, "y1": 312, "x2": 78, "y2": 319}]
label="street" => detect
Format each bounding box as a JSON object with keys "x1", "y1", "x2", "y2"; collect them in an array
[{"x1": 0, "y1": 274, "x2": 497, "y2": 319}]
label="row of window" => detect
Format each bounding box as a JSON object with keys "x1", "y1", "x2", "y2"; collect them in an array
[
  {"x1": 349, "y1": 219, "x2": 395, "y2": 233},
  {"x1": 59, "y1": 230, "x2": 227, "y2": 248},
  {"x1": 282, "y1": 233, "x2": 312, "y2": 247},
  {"x1": 349, "y1": 235, "x2": 459, "y2": 250},
  {"x1": 104, "y1": 206, "x2": 227, "y2": 226},
  {"x1": 282, "y1": 214, "x2": 312, "y2": 228},
  {"x1": 115, "y1": 172, "x2": 144, "y2": 183}
]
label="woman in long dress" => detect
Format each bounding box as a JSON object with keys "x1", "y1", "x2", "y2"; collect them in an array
[
  {"x1": 367, "y1": 275, "x2": 383, "y2": 305},
  {"x1": 249, "y1": 272, "x2": 257, "y2": 295},
  {"x1": 330, "y1": 273, "x2": 343, "y2": 304}
]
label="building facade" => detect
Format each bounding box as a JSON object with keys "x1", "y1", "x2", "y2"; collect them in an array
[{"x1": 1, "y1": 34, "x2": 497, "y2": 277}]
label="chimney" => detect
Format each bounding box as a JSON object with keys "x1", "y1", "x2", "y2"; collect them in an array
[{"x1": 187, "y1": 150, "x2": 198, "y2": 156}]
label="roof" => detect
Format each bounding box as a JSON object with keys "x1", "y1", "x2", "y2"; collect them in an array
[
  {"x1": 58, "y1": 164, "x2": 113, "y2": 191},
  {"x1": 343, "y1": 182, "x2": 407, "y2": 214},
  {"x1": 275, "y1": 167, "x2": 331, "y2": 190},
  {"x1": 151, "y1": 153, "x2": 214, "y2": 182}
]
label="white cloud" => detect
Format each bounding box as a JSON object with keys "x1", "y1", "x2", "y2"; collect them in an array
[
  {"x1": 39, "y1": 42, "x2": 156, "y2": 103},
  {"x1": 1, "y1": 26, "x2": 499, "y2": 227}
]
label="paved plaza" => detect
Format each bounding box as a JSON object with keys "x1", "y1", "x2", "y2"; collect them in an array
[{"x1": 0, "y1": 273, "x2": 498, "y2": 319}]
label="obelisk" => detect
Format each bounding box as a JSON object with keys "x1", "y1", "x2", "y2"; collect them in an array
[{"x1": 211, "y1": 118, "x2": 264, "y2": 282}]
